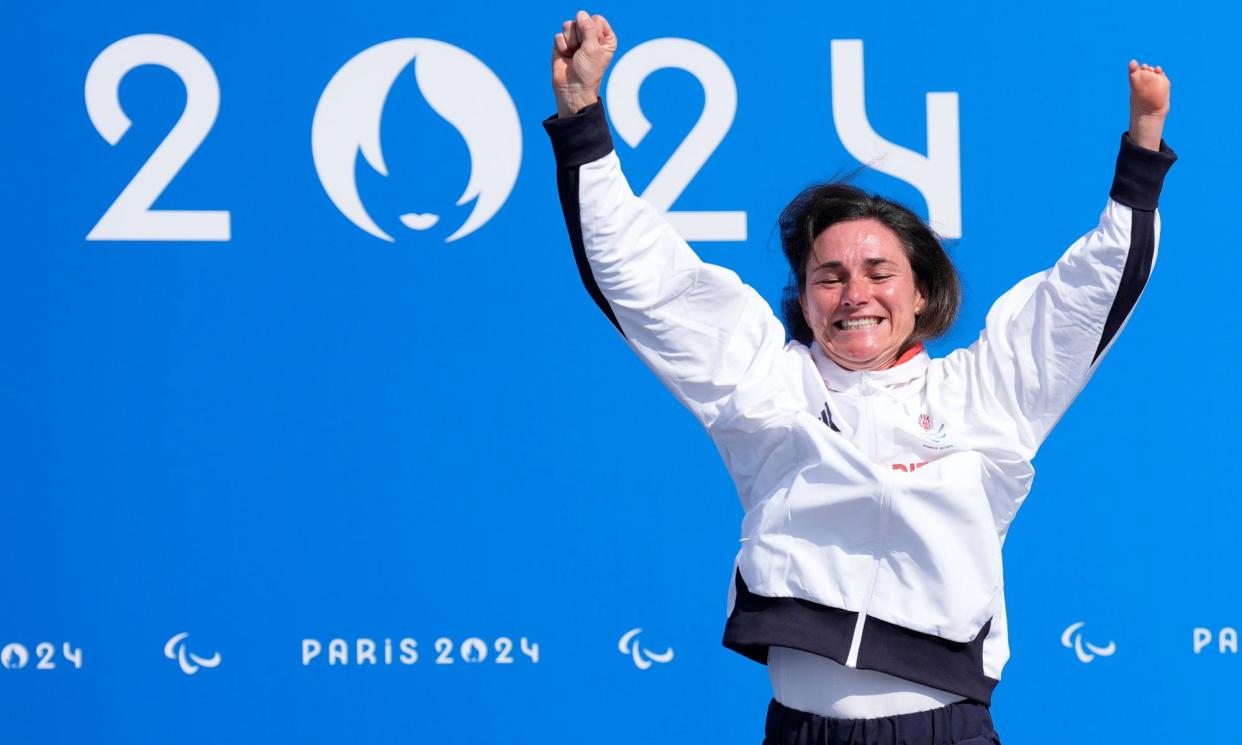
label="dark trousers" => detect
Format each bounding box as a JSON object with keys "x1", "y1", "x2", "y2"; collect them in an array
[{"x1": 763, "y1": 698, "x2": 1001, "y2": 745}]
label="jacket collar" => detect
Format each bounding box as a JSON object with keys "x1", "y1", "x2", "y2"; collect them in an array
[{"x1": 810, "y1": 342, "x2": 930, "y2": 394}]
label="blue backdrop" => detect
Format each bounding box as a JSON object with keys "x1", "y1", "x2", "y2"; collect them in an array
[{"x1": 2, "y1": 1, "x2": 1236, "y2": 743}]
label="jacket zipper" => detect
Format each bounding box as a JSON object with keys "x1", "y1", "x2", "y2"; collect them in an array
[{"x1": 845, "y1": 372, "x2": 892, "y2": 668}]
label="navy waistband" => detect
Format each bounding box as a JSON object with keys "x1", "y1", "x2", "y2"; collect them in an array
[
  {"x1": 724, "y1": 570, "x2": 998, "y2": 705},
  {"x1": 763, "y1": 698, "x2": 1000, "y2": 745}
]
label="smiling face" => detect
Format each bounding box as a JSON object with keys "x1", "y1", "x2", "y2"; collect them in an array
[{"x1": 801, "y1": 218, "x2": 927, "y2": 371}]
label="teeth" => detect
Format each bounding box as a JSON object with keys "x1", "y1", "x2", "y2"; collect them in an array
[{"x1": 838, "y1": 317, "x2": 881, "y2": 330}]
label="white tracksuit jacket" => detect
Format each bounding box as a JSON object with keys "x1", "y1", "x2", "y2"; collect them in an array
[{"x1": 544, "y1": 102, "x2": 1176, "y2": 704}]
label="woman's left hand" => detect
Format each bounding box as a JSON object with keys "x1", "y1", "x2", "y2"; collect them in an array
[{"x1": 1129, "y1": 60, "x2": 1170, "y2": 150}]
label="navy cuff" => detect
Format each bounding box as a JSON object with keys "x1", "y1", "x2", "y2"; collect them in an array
[
  {"x1": 543, "y1": 100, "x2": 614, "y2": 167},
  {"x1": 1109, "y1": 132, "x2": 1177, "y2": 211}
]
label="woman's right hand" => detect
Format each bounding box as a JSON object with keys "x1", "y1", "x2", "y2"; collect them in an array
[{"x1": 551, "y1": 10, "x2": 617, "y2": 118}]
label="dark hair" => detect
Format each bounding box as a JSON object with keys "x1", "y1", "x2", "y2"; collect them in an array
[{"x1": 778, "y1": 183, "x2": 960, "y2": 348}]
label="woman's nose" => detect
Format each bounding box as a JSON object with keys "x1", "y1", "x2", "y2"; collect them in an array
[{"x1": 842, "y1": 280, "x2": 870, "y2": 306}]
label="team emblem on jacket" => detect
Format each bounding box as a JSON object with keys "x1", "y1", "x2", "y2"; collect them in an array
[{"x1": 918, "y1": 413, "x2": 952, "y2": 450}]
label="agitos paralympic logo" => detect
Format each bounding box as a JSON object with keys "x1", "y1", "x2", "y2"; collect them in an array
[
  {"x1": 164, "y1": 632, "x2": 221, "y2": 675},
  {"x1": 1060, "y1": 622, "x2": 1116, "y2": 664},
  {"x1": 618, "y1": 628, "x2": 674, "y2": 670}
]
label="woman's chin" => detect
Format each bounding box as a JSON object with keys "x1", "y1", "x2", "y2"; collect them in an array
[
  {"x1": 821, "y1": 340, "x2": 900, "y2": 371},
  {"x1": 827, "y1": 351, "x2": 884, "y2": 371}
]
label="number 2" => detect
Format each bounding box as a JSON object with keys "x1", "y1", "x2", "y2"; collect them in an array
[
  {"x1": 84, "y1": 34, "x2": 230, "y2": 241},
  {"x1": 606, "y1": 38, "x2": 745, "y2": 242},
  {"x1": 434, "y1": 637, "x2": 454, "y2": 664},
  {"x1": 35, "y1": 643, "x2": 54, "y2": 669},
  {"x1": 494, "y1": 637, "x2": 514, "y2": 664}
]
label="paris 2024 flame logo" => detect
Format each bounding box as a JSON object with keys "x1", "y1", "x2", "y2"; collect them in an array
[{"x1": 311, "y1": 39, "x2": 521, "y2": 243}]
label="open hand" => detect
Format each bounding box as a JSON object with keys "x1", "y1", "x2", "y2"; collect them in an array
[
  {"x1": 1129, "y1": 60, "x2": 1170, "y2": 150},
  {"x1": 551, "y1": 10, "x2": 617, "y2": 118}
]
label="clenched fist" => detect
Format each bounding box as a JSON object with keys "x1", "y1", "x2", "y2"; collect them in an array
[
  {"x1": 552, "y1": 10, "x2": 617, "y2": 118},
  {"x1": 1128, "y1": 60, "x2": 1171, "y2": 151}
]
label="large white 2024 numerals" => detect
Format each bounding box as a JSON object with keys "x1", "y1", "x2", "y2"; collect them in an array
[
  {"x1": 81, "y1": 35, "x2": 958, "y2": 244},
  {"x1": 607, "y1": 38, "x2": 746, "y2": 242},
  {"x1": 85, "y1": 34, "x2": 230, "y2": 241}
]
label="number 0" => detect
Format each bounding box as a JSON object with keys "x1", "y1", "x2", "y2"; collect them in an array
[{"x1": 84, "y1": 34, "x2": 230, "y2": 241}]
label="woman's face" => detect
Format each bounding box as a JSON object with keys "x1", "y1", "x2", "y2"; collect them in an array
[{"x1": 801, "y1": 218, "x2": 927, "y2": 371}]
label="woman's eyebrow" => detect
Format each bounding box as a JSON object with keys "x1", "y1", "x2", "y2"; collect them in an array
[{"x1": 812, "y1": 257, "x2": 897, "y2": 271}]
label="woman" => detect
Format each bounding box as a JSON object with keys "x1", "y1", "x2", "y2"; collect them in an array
[{"x1": 545, "y1": 11, "x2": 1175, "y2": 745}]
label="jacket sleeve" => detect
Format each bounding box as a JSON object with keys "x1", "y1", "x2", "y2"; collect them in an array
[
  {"x1": 939, "y1": 133, "x2": 1177, "y2": 454},
  {"x1": 544, "y1": 102, "x2": 790, "y2": 429}
]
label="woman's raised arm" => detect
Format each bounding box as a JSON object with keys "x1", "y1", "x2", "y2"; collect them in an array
[
  {"x1": 937, "y1": 61, "x2": 1175, "y2": 457},
  {"x1": 544, "y1": 12, "x2": 792, "y2": 430}
]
